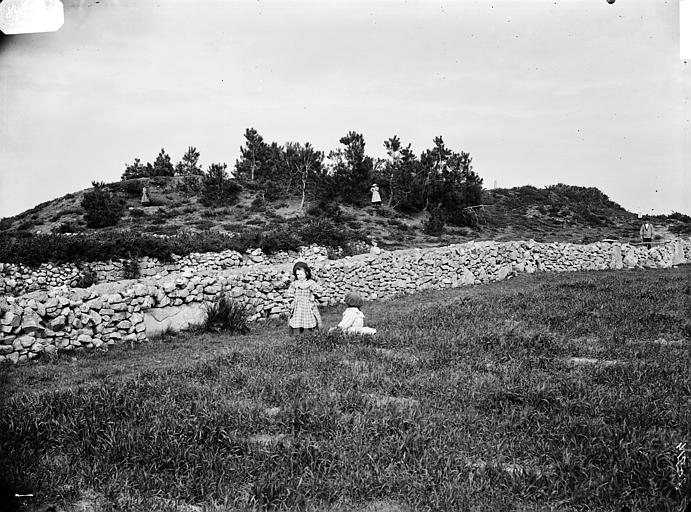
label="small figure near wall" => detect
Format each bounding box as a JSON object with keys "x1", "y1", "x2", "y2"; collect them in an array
[
  {"x1": 331, "y1": 292, "x2": 377, "y2": 336},
  {"x1": 370, "y1": 183, "x2": 381, "y2": 207},
  {"x1": 639, "y1": 218, "x2": 654, "y2": 249},
  {"x1": 141, "y1": 186, "x2": 150, "y2": 206},
  {"x1": 369, "y1": 240, "x2": 382, "y2": 256}
]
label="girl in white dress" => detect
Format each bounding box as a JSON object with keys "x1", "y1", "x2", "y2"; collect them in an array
[
  {"x1": 370, "y1": 184, "x2": 381, "y2": 206},
  {"x1": 333, "y1": 292, "x2": 376, "y2": 335}
]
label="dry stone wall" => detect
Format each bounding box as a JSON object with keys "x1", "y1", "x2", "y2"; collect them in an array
[
  {"x1": 0, "y1": 245, "x2": 329, "y2": 297},
  {"x1": 1, "y1": 239, "x2": 688, "y2": 365}
]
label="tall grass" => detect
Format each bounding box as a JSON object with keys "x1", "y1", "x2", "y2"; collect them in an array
[{"x1": 0, "y1": 268, "x2": 688, "y2": 511}]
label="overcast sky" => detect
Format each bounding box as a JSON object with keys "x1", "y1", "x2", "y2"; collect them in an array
[{"x1": 0, "y1": 0, "x2": 688, "y2": 218}]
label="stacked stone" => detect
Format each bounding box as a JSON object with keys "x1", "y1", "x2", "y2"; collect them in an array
[
  {"x1": 1, "y1": 238, "x2": 689, "y2": 364},
  {"x1": 0, "y1": 287, "x2": 148, "y2": 365},
  {"x1": 298, "y1": 244, "x2": 329, "y2": 262},
  {"x1": 0, "y1": 261, "x2": 83, "y2": 296},
  {"x1": 0, "y1": 246, "x2": 329, "y2": 297},
  {"x1": 177, "y1": 249, "x2": 245, "y2": 271}
]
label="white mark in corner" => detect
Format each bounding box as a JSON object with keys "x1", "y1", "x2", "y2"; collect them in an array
[
  {"x1": 682, "y1": 0, "x2": 691, "y2": 60},
  {"x1": 0, "y1": 0, "x2": 64, "y2": 35}
]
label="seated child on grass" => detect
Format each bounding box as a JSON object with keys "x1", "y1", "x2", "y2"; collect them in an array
[{"x1": 331, "y1": 292, "x2": 376, "y2": 335}]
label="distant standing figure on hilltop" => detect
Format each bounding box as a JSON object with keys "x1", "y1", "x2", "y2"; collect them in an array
[
  {"x1": 141, "y1": 186, "x2": 150, "y2": 205},
  {"x1": 286, "y1": 261, "x2": 323, "y2": 335},
  {"x1": 370, "y1": 184, "x2": 381, "y2": 207},
  {"x1": 369, "y1": 240, "x2": 382, "y2": 255},
  {"x1": 639, "y1": 218, "x2": 655, "y2": 249}
]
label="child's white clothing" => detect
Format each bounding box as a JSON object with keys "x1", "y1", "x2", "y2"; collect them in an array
[{"x1": 337, "y1": 307, "x2": 376, "y2": 335}]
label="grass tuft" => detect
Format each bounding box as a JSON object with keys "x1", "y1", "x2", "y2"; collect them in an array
[{"x1": 202, "y1": 295, "x2": 250, "y2": 335}]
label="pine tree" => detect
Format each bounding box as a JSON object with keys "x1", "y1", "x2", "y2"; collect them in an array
[
  {"x1": 152, "y1": 148, "x2": 175, "y2": 177},
  {"x1": 81, "y1": 181, "x2": 123, "y2": 228},
  {"x1": 174, "y1": 146, "x2": 203, "y2": 176}
]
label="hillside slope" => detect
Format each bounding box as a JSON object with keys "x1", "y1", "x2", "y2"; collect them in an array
[{"x1": 0, "y1": 179, "x2": 687, "y2": 250}]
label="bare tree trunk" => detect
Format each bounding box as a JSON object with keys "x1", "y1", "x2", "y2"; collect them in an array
[{"x1": 300, "y1": 164, "x2": 307, "y2": 210}]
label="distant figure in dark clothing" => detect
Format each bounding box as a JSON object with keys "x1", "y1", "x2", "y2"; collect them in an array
[{"x1": 639, "y1": 219, "x2": 654, "y2": 249}]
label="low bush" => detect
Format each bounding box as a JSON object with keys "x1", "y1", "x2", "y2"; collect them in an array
[
  {"x1": 192, "y1": 220, "x2": 215, "y2": 230},
  {"x1": 668, "y1": 211, "x2": 691, "y2": 223},
  {"x1": 123, "y1": 258, "x2": 140, "y2": 279},
  {"x1": 129, "y1": 208, "x2": 145, "y2": 218},
  {"x1": 259, "y1": 229, "x2": 302, "y2": 254},
  {"x1": 111, "y1": 179, "x2": 145, "y2": 198},
  {"x1": 202, "y1": 295, "x2": 250, "y2": 334},
  {"x1": 423, "y1": 208, "x2": 445, "y2": 236},
  {"x1": 249, "y1": 194, "x2": 266, "y2": 212},
  {"x1": 0, "y1": 218, "x2": 12, "y2": 231},
  {"x1": 52, "y1": 222, "x2": 83, "y2": 234},
  {"x1": 74, "y1": 268, "x2": 98, "y2": 288},
  {"x1": 81, "y1": 182, "x2": 123, "y2": 229},
  {"x1": 17, "y1": 220, "x2": 35, "y2": 231},
  {"x1": 299, "y1": 217, "x2": 347, "y2": 248},
  {"x1": 306, "y1": 200, "x2": 344, "y2": 222},
  {"x1": 669, "y1": 223, "x2": 691, "y2": 235}
]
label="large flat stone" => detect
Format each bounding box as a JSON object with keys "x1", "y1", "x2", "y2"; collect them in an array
[{"x1": 144, "y1": 303, "x2": 207, "y2": 338}]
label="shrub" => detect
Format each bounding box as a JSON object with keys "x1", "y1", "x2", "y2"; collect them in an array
[
  {"x1": 423, "y1": 208, "x2": 445, "y2": 236},
  {"x1": 53, "y1": 221, "x2": 82, "y2": 234},
  {"x1": 150, "y1": 176, "x2": 169, "y2": 188},
  {"x1": 299, "y1": 218, "x2": 347, "y2": 248},
  {"x1": 669, "y1": 223, "x2": 691, "y2": 235},
  {"x1": 123, "y1": 257, "x2": 140, "y2": 279},
  {"x1": 668, "y1": 211, "x2": 691, "y2": 223},
  {"x1": 129, "y1": 208, "x2": 145, "y2": 218},
  {"x1": 201, "y1": 163, "x2": 242, "y2": 207},
  {"x1": 0, "y1": 232, "x2": 175, "y2": 267},
  {"x1": 250, "y1": 194, "x2": 266, "y2": 212},
  {"x1": 74, "y1": 268, "x2": 98, "y2": 288},
  {"x1": 264, "y1": 180, "x2": 284, "y2": 201},
  {"x1": 306, "y1": 200, "x2": 344, "y2": 222},
  {"x1": 17, "y1": 220, "x2": 35, "y2": 231},
  {"x1": 260, "y1": 229, "x2": 302, "y2": 254},
  {"x1": 0, "y1": 218, "x2": 12, "y2": 231},
  {"x1": 177, "y1": 175, "x2": 203, "y2": 195},
  {"x1": 110, "y1": 179, "x2": 145, "y2": 198},
  {"x1": 192, "y1": 220, "x2": 214, "y2": 230},
  {"x1": 202, "y1": 295, "x2": 250, "y2": 334},
  {"x1": 81, "y1": 182, "x2": 123, "y2": 229}
]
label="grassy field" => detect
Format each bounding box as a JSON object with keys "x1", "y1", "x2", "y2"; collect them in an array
[{"x1": 1, "y1": 267, "x2": 689, "y2": 512}]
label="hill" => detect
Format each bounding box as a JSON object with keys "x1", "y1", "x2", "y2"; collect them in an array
[{"x1": 0, "y1": 178, "x2": 688, "y2": 253}]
